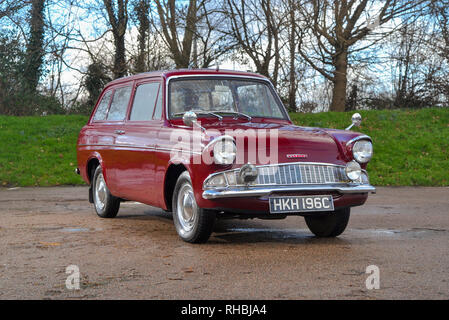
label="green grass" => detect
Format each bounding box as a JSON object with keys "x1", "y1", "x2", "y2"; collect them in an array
[
  {"x1": 0, "y1": 108, "x2": 448, "y2": 187},
  {"x1": 290, "y1": 108, "x2": 449, "y2": 186},
  {"x1": 0, "y1": 115, "x2": 88, "y2": 186}
]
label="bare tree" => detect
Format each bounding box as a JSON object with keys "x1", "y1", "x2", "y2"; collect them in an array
[
  {"x1": 133, "y1": 0, "x2": 150, "y2": 73},
  {"x1": 0, "y1": 0, "x2": 27, "y2": 20},
  {"x1": 225, "y1": 0, "x2": 287, "y2": 88},
  {"x1": 298, "y1": 0, "x2": 425, "y2": 111},
  {"x1": 103, "y1": 0, "x2": 129, "y2": 79},
  {"x1": 154, "y1": 0, "x2": 197, "y2": 68},
  {"x1": 24, "y1": 0, "x2": 46, "y2": 93},
  {"x1": 429, "y1": 0, "x2": 449, "y2": 102},
  {"x1": 287, "y1": 0, "x2": 298, "y2": 111}
]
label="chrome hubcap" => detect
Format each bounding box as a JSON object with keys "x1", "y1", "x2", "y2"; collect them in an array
[
  {"x1": 176, "y1": 184, "x2": 197, "y2": 235},
  {"x1": 94, "y1": 173, "x2": 107, "y2": 211}
]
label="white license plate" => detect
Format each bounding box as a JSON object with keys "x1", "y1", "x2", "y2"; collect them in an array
[{"x1": 269, "y1": 195, "x2": 334, "y2": 214}]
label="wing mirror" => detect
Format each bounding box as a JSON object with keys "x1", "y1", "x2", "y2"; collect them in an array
[
  {"x1": 345, "y1": 113, "x2": 362, "y2": 130},
  {"x1": 182, "y1": 111, "x2": 198, "y2": 127},
  {"x1": 183, "y1": 111, "x2": 206, "y2": 133}
]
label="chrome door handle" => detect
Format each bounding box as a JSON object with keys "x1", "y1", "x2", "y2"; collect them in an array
[{"x1": 114, "y1": 130, "x2": 125, "y2": 135}]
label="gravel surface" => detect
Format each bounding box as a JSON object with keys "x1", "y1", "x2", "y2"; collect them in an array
[{"x1": 0, "y1": 186, "x2": 448, "y2": 299}]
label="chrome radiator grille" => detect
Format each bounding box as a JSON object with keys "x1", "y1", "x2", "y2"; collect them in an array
[{"x1": 254, "y1": 163, "x2": 350, "y2": 185}]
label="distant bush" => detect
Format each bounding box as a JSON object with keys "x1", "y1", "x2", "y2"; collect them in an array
[
  {"x1": 0, "y1": 92, "x2": 65, "y2": 116},
  {"x1": 67, "y1": 102, "x2": 94, "y2": 116},
  {"x1": 0, "y1": 31, "x2": 65, "y2": 116}
]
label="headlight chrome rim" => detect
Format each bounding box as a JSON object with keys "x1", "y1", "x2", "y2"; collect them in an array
[{"x1": 352, "y1": 140, "x2": 373, "y2": 164}]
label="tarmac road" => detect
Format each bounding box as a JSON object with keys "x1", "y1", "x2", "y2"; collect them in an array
[{"x1": 0, "y1": 186, "x2": 448, "y2": 299}]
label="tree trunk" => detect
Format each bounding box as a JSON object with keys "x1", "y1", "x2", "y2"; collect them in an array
[
  {"x1": 104, "y1": 0, "x2": 128, "y2": 79},
  {"x1": 288, "y1": 0, "x2": 297, "y2": 112},
  {"x1": 134, "y1": 0, "x2": 149, "y2": 73},
  {"x1": 113, "y1": 33, "x2": 127, "y2": 78},
  {"x1": 330, "y1": 50, "x2": 348, "y2": 112},
  {"x1": 24, "y1": 0, "x2": 46, "y2": 93}
]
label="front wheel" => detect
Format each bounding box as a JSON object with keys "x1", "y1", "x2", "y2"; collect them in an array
[
  {"x1": 172, "y1": 171, "x2": 216, "y2": 243},
  {"x1": 304, "y1": 208, "x2": 350, "y2": 237}
]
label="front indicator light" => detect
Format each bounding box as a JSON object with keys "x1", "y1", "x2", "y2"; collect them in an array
[{"x1": 204, "y1": 173, "x2": 227, "y2": 188}]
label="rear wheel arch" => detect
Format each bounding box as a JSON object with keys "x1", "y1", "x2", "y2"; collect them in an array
[
  {"x1": 86, "y1": 157, "x2": 101, "y2": 204},
  {"x1": 87, "y1": 158, "x2": 100, "y2": 184}
]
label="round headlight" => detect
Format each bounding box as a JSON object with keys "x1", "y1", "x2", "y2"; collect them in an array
[
  {"x1": 213, "y1": 139, "x2": 236, "y2": 165},
  {"x1": 352, "y1": 140, "x2": 373, "y2": 163},
  {"x1": 345, "y1": 161, "x2": 362, "y2": 181}
]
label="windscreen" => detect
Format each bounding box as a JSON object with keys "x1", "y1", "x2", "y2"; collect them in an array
[{"x1": 169, "y1": 78, "x2": 286, "y2": 119}]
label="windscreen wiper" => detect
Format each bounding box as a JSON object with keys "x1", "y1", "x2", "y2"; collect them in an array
[
  {"x1": 173, "y1": 111, "x2": 223, "y2": 121},
  {"x1": 214, "y1": 110, "x2": 252, "y2": 121}
]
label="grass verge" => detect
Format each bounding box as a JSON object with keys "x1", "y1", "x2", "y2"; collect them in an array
[
  {"x1": 290, "y1": 108, "x2": 449, "y2": 186},
  {"x1": 0, "y1": 108, "x2": 448, "y2": 187},
  {"x1": 0, "y1": 115, "x2": 88, "y2": 186}
]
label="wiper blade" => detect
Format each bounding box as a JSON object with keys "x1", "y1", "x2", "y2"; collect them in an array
[
  {"x1": 214, "y1": 110, "x2": 252, "y2": 121},
  {"x1": 190, "y1": 110, "x2": 223, "y2": 121},
  {"x1": 172, "y1": 111, "x2": 223, "y2": 121}
]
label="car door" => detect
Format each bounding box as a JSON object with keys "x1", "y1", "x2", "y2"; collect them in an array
[
  {"x1": 100, "y1": 84, "x2": 133, "y2": 197},
  {"x1": 114, "y1": 79, "x2": 163, "y2": 205}
]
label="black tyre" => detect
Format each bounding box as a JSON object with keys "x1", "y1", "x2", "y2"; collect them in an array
[
  {"x1": 92, "y1": 165, "x2": 120, "y2": 218},
  {"x1": 304, "y1": 208, "x2": 350, "y2": 237},
  {"x1": 172, "y1": 171, "x2": 216, "y2": 243}
]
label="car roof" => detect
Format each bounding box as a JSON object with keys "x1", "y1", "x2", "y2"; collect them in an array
[{"x1": 105, "y1": 69, "x2": 268, "y2": 88}]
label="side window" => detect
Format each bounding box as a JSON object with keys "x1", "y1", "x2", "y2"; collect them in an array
[
  {"x1": 93, "y1": 90, "x2": 112, "y2": 121},
  {"x1": 107, "y1": 86, "x2": 132, "y2": 121},
  {"x1": 153, "y1": 86, "x2": 163, "y2": 119},
  {"x1": 130, "y1": 82, "x2": 160, "y2": 121}
]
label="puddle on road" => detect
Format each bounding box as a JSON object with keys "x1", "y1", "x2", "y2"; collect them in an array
[
  {"x1": 33, "y1": 226, "x2": 102, "y2": 233},
  {"x1": 223, "y1": 227, "x2": 448, "y2": 240},
  {"x1": 60, "y1": 227, "x2": 91, "y2": 233},
  {"x1": 352, "y1": 228, "x2": 448, "y2": 238},
  {"x1": 226, "y1": 228, "x2": 311, "y2": 240}
]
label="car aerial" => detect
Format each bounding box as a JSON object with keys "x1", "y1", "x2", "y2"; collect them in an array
[{"x1": 76, "y1": 69, "x2": 375, "y2": 243}]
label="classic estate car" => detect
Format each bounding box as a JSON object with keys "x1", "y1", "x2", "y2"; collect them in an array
[{"x1": 76, "y1": 69, "x2": 375, "y2": 243}]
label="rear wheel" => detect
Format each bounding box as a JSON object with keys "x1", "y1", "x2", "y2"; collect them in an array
[
  {"x1": 92, "y1": 165, "x2": 120, "y2": 218},
  {"x1": 172, "y1": 171, "x2": 216, "y2": 243},
  {"x1": 304, "y1": 208, "x2": 350, "y2": 237}
]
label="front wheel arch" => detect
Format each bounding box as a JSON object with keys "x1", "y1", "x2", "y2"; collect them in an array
[{"x1": 164, "y1": 163, "x2": 189, "y2": 212}]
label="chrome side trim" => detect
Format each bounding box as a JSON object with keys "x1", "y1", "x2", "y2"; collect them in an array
[
  {"x1": 202, "y1": 184, "x2": 376, "y2": 200},
  {"x1": 346, "y1": 135, "x2": 372, "y2": 147},
  {"x1": 78, "y1": 144, "x2": 202, "y2": 155}
]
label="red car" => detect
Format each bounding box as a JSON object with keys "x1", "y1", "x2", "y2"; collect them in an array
[{"x1": 76, "y1": 69, "x2": 375, "y2": 243}]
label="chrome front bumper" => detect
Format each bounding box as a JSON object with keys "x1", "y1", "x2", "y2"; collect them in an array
[{"x1": 202, "y1": 184, "x2": 376, "y2": 200}]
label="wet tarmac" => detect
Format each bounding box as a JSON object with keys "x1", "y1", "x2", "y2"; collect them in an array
[{"x1": 0, "y1": 186, "x2": 448, "y2": 299}]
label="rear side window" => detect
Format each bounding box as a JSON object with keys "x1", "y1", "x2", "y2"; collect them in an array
[
  {"x1": 130, "y1": 82, "x2": 160, "y2": 121},
  {"x1": 93, "y1": 90, "x2": 112, "y2": 121},
  {"x1": 107, "y1": 86, "x2": 132, "y2": 121}
]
